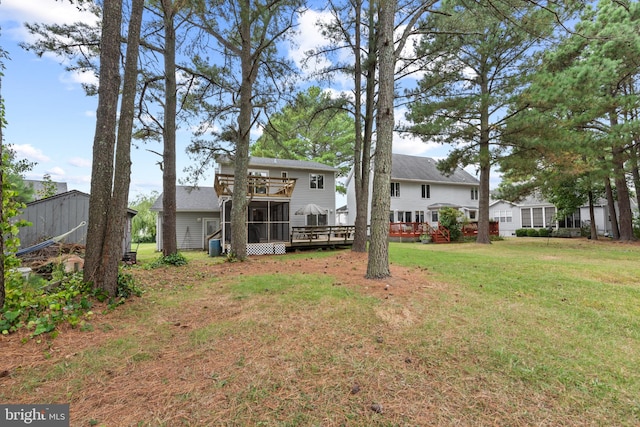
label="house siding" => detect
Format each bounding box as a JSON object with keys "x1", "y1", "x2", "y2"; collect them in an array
[
  {"x1": 389, "y1": 181, "x2": 478, "y2": 224},
  {"x1": 219, "y1": 163, "x2": 337, "y2": 226},
  {"x1": 156, "y1": 211, "x2": 221, "y2": 251},
  {"x1": 345, "y1": 155, "x2": 480, "y2": 226}
]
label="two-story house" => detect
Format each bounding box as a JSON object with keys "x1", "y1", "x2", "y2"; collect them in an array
[
  {"x1": 345, "y1": 153, "x2": 480, "y2": 227},
  {"x1": 152, "y1": 156, "x2": 339, "y2": 254}
]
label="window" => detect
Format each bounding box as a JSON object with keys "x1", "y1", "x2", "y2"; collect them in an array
[
  {"x1": 532, "y1": 207, "x2": 544, "y2": 227},
  {"x1": 415, "y1": 210, "x2": 425, "y2": 223},
  {"x1": 492, "y1": 210, "x2": 513, "y2": 223},
  {"x1": 421, "y1": 184, "x2": 430, "y2": 199},
  {"x1": 431, "y1": 211, "x2": 439, "y2": 222},
  {"x1": 398, "y1": 211, "x2": 412, "y2": 222},
  {"x1": 249, "y1": 170, "x2": 268, "y2": 194},
  {"x1": 307, "y1": 214, "x2": 327, "y2": 226},
  {"x1": 390, "y1": 182, "x2": 400, "y2": 197},
  {"x1": 471, "y1": 188, "x2": 478, "y2": 200},
  {"x1": 521, "y1": 209, "x2": 532, "y2": 228},
  {"x1": 469, "y1": 210, "x2": 477, "y2": 220},
  {"x1": 389, "y1": 211, "x2": 395, "y2": 222},
  {"x1": 310, "y1": 174, "x2": 324, "y2": 190}
]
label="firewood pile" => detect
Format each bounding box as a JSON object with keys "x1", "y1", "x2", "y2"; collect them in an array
[{"x1": 17, "y1": 242, "x2": 86, "y2": 273}]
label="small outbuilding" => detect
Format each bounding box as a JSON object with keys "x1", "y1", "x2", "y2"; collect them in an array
[{"x1": 15, "y1": 190, "x2": 137, "y2": 256}]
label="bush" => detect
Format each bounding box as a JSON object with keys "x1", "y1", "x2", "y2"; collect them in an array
[
  {"x1": 439, "y1": 207, "x2": 465, "y2": 242},
  {"x1": 515, "y1": 229, "x2": 528, "y2": 237},
  {"x1": 526, "y1": 229, "x2": 539, "y2": 237},
  {"x1": 538, "y1": 228, "x2": 550, "y2": 237}
]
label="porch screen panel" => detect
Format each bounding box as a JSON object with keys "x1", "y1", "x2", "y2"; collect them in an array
[
  {"x1": 270, "y1": 202, "x2": 289, "y2": 241},
  {"x1": 532, "y1": 208, "x2": 543, "y2": 227},
  {"x1": 573, "y1": 210, "x2": 581, "y2": 228}
]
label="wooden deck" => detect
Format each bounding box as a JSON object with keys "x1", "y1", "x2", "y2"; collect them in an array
[
  {"x1": 388, "y1": 221, "x2": 499, "y2": 243},
  {"x1": 288, "y1": 225, "x2": 355, "y2": 249}
]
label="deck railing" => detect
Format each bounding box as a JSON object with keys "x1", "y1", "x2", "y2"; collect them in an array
[
  {"x1": 388, "y1": 222, "x2": 451, "y2": 243},
  {"x1": 214, "y1": 174, "x2": 297, "y2": 198},
  {"x1": 291, "y1": 225, "x2": 355, "y2": 244}
]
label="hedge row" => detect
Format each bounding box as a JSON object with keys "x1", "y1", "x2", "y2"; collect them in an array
[{"x1": 515, "y1": 228, "x2": 551, "y2": 237}]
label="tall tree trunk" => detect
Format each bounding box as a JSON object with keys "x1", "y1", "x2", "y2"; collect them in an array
[
  {"x1": 611, "y1": 145, "x2": 635, "y2": 240},
  {"x1": 162, "y1": 0, "x2": 178, "y2": 256},
  {"x1": 476, "y1": 72, "x2": 491, "y2": 244},
  {"x1": 84, "y1": 0, "x2": 123, "y2": 290},
  {"x1": 631, "y1": 143, "x2": 640, "y2": 213},
  {"x1": 102, "y1": 0, "x2": 144, "y2": 295},
  {"x1": 588, "y1": 190, "x2": 597, "y2": 240},
  {"x1": 608, "y1": 112, "x2": 634, "y2": 240},
  {"x1": 231, "y1": 0, "x2": 254, "y2": 261},
  {"x1": 352, "y1": 0, "x2": 376, "y2": 253},
  {"x1": 604, "y1": 175, "x2": 619, "y2": 239},
  {"x1": 366, "y1": 0, "x2": 394, "y2": 279}
]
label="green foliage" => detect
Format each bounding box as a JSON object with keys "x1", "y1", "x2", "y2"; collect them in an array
[
  {"x1": 537, "y1": 227, "x2": 550, "y2": 237},
  {"x1": 35, "y1": 173, "x2": 58, "y2": 200},
  {"x1": 250, "y1": 86, "x2": 354, "y2": 194},
  {"x1": 129, "y1": 192, "x2": 158, "y2": 243},
  {"x1": 439, "y1": 207, "x2": 465, "y2": 242},
  {"x1": 0, "y1": 268, "x2": 93, "y2": 336},
  {"x1": 515, "y1": 229, "x2": 528, "y2": 237},
  {"x1": 527, "y1": 229, "x2": 539, "y2": 237},
  {"x1": 149, "y1": 252, "x2": 188, "y2": 268},
  {"x1": 0, "y1": 264, "x2": 141, "y2": 337}
]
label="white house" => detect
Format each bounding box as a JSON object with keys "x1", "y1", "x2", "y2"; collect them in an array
[
  {"x1": 345, "y1": 153, "x2": 481, "y2": 227},
  {"x1": 490, "y1": 195, "x2": 618, "y2": 237}
]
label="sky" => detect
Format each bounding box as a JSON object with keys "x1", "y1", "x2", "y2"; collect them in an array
[{"x1": 0, "y1": 0, "x2": 496, "y2": 205}]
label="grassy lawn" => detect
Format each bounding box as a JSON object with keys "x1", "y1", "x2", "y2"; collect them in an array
[{"x1": 2, "y1": 238, "x2": 639, "y2": 426}]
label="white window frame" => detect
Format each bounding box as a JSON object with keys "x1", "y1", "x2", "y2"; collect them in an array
[{"x1": 310, "y1": 173, "x2": 325, "y2": 190}]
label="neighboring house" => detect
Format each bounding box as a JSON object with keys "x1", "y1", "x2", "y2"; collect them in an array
[
  {"x1": 345, "y1": 153, "x2": 481, "y2": 227},
  {"x1": 24, "y1": 179, "x2": 68, "y2": 200},
  {"x1": 16, "y1": 190, "x2": 137, "y2": 255},
  {"x1": 152, "y1": 157, "x2": 339, "y2": 253},
  {"x1": 151, "y1": 186, "x2": 220, "y2": 251},
  {"x1": 490, "y1": 195, "x2": 622, "y2": 237}
]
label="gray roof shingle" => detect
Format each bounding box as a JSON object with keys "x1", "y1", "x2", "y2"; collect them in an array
[
  {"x1": 151, "y1": 186, "x2": 219, "y2": 212},
  {"x1": 391, "y1": 153, "x2": 479, "y2": 185},
  {"x1": 218, "y1": 156, "x2": 337, "y2": 172}
]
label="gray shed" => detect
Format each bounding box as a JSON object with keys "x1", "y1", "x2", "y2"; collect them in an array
[{"x1": 16, "y1": 190, "x2": 137, "y2": 255}]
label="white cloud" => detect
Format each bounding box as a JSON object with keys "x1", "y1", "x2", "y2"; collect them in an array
[
  {"x1": 289, "y1": 10, "x2": 334, "y2": 76},
  {"x1": 12, "y1": 144, "x2": 50, "y2": 162},
  {"x1": 1, "y1": 0, "x2": 98, "y2": 28},
  {"x1": 60, "y1": 70, "x2": 99, "y2": 90},
  {"x1": 68, "y1": 157, "x2": 91, "y2": 168},
  {"x1": 47, "y1": 166, "x2": 66, "y2": 177}
]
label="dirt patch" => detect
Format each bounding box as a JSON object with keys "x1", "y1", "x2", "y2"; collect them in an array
[{"x1": 1, "y1": 250, "x2": 449, "y2": 426}]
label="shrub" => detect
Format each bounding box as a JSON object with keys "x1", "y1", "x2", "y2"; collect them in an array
[
  {"x1": 150, "y1": 252, "x2": 188, "y2": 268},
  {"x1": 538, "y1": 228, "x2": 550, "y2": 237},
  {"x1": 515, "y1": 229, "x2": 528, "y2": 237},
  {"x1": 439, "y1": 207, "x2": 465, "y2": 242},
  {"x1": 526, "y1": 229, "x2": 539, "y2": 237}
]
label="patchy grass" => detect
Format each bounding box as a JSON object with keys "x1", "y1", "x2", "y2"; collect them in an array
[{"x1": 1, "y1": 239, "x2": 639, "y2": 426}]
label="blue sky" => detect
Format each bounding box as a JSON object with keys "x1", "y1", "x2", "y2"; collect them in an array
[{"x1": 1, "y1": 0, "x2": 492, "y2": 204}]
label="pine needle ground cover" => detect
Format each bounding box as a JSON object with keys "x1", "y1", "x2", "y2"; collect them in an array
[{"x1": 1, "y1": 239, "x2": 639, "y2": 426}]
